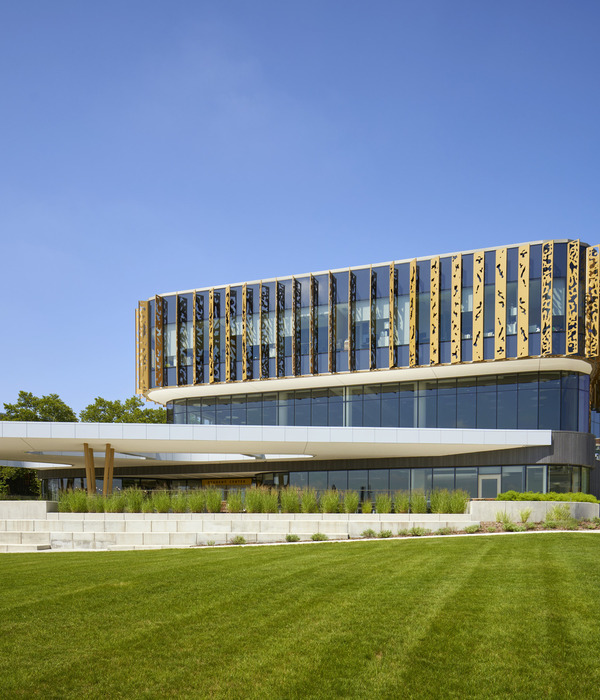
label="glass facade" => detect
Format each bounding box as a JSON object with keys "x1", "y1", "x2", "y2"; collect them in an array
[{"x1": 167, "y1": 371, "x2": 589, "y2": 433}]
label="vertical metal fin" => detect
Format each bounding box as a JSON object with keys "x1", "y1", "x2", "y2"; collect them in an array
[
  {"x1": 193, "y1": 292, "x2": 204, "y2": 384},
  {"x1": 409, "y1": 260, "x2": 417, "y2": 367},
  {"x1": 472, "y1": 252, "x2": 484, "y2": 362},
  {"x1": 242, "y1": 284, "x2": 248, "y2": 381},
  {"x1": 208, "y1": 289, "x2": 215, "y2": 383},
  {"x1": 429, "y1": 256, "x2": 440, "y2": 365},
  {"x1": 541, "y1": 242, "x2": 553, "y2": 355},
  {"x1": 309, "y1": 275, "x2": 318, "y2": 374},
  {"x1": 586, "y1": 246, "x2": 599, "y2": 359},
  {"x1": 451, "y1": 255, "x2": 462, "y2": 364},
  {"x1": 277, "y1": 282, "x2": 285, "y2": 377},
  {"x1": 225, "y1": 286, "x2": 232, "y2": 382},
  {"x1": 260, "y1": 283, "x2": 269, "y2": 378},
  {"x1": 329, "y1": 272, "x2": 336, "y2": 373},
  {"x1": 292, "y1": 278, "x2": 301, "y2": 375},
  {"x1": 154, "y1": 295, "x2": 164, "y2": 387},
  {"x1": 177, "y1": 295, "x2": 188, "y2": 385},
  {"x1": 566, "y1": 240, "x2": 580, "y2": 355},
  {"x1": 349, "y1": 272, "x2": 356, "y2": 371},
  {"x1": 389, "y1": 263, "x2": 396, "y2": 369},
  {"x1": 137, "y1": 301, "x2": 149, "y2": 394},
  {"x1": 370, "y1": 267, "x2": 377, "y2": 370},
  {"x1": 495, "y1": 248, "x2": 507, "y2": 359},
  {"x1": 518, "y1": 245, "x2": 530, "y2": 358}
]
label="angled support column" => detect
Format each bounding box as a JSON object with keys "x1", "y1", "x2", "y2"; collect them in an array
[
  {"x1": 103, "y1": 444, "x2": 115, "y2": 496},
  {"x1": 83, "y1": 443, "x2": 95, "y2": 496}
]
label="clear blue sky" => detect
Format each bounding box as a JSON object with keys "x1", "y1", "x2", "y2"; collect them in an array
[{"x1": 1, "y1": 1, "x2": 598, "y2": 414}]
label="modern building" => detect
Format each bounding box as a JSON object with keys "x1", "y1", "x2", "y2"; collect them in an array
[{"x1": 2, "y1": 238, "x2": 596, "y2": 499}]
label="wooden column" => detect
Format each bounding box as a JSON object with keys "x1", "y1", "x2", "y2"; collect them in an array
[
  {"x1": 102, "y1": 444, "x2": 115, "y2": 496},
  {"x1": 83, "y1": 443, "x2": 95, "y2": 496}
]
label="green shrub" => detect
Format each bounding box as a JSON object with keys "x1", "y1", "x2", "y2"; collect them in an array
[
  {"x1": 264, "y1": 488, "x2": 280, "y2": 513},
  {"x1": 361, "y1": 528, "x2": 377, "y2": 538},
  {"x1": 104, "y1": 491, "x2": 126, "y2": 513},
  {"x1": 430, "y1": 489, "x2": 452, "y2": 514},
  {"x1": 361, "y1": 499, "x2": 372, "y2": 514},
  {"x1": 496, "y1": 511, "x2": 513, "y2": 530},
  {"x1": 525, "y1": 522, "x2": 536, "y2": 530},
  {"x1": 342, "y1": 490, "x2": 359, "y2": 513},
  {"x1": 486, "y1": 525, "x2": 497, "y2": 533},
  {"x1": 394, "y1": 490, "x2": 410, "y2": 514},
  {"x1": 58, "y1": 489, "x2": 89, "y2": 513},
  {"x1": 437, "y1": 526, "x2": 457, "y2": 535},
  {"x1": 409, "y1": 526, "x2": 427, "y2": 537},
  {"x1": 86, "y1": 494, "x2": 105, "y2": 513},
  {"x1": 206, "y1": 540, "x2": 216, "y2": 546},
  {"x1": 378, "y1": 529, "x2": 393, "y2": 538},
  {"x1": 170, "y1": 491, "x2": 188, "y2": 513},
  {"x1": 497, "y1": 491, "x2": 598, "y2": 503},
  {"x1": 148, "y1": 491, "x2": 171, "y2": 513},
  {"x1": 311, "y1": 532, "x2": 328, "y2": 541},
  {"x1": 244, "y1": 486, "x2": 263, "y2": 513},
  {"x1": 187, "y1": 489, "x2": 205, "y2": 513},
  {"x1": 543, "y1": 520, "x2": 557, "y2": 529},
  {"x1": 300, "y1": 488, "x2": 319, "y2": 514},
  {"x1": 123, "y1": 488, "x2": 145, "y2": 513},
  {"x1": 205, "y1": 488, "x2": 223, "y2": 513},
  {"x1": 449, "y1": 489, "x2": 470, "y2": 514},
  {"x1": 519, "y1": 508, "x2": 532, "y2": 523},
  {"x1": 285, "y1": 534, "x2": 300, "y2": 542},
  {"x1": 141, "y1": 497, "x2": 153, "y2": 513},
  {"x1": 397, "y1": 528, "x2": 410, "y2": 537},
  {"x1": 230, "y1": 535, "x2": 246, "y2": 545},
  {"x1": 375, "y1": 493, "x2": 392, "y2": 514},
  {"x1": 280, "y1": 487, "x2": 301, "y2": 513},
  {"x1": 320, "y1": 489, "x2": 340, "y2": 513},
  {"x1": 410, "y1": 490, "x2": 428, "y2": 514},
  {"x1": 464, "y1": 524, "x2": 480, "y2": 534},
  {"x1": 226, "y1": 489, "x2": 244, "y2": 513}
]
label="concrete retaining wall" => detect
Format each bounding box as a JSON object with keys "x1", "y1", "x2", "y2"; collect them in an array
[
  {"x1": 469, "y1": 500, "x2": 599, "y2": 522},
  {"x1": 0, "y1": 501, "x2": 57, "y2": 519}
]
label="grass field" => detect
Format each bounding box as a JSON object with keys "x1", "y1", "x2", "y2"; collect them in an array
[{"x1": 1, "y1": 534, "x2": 599, "y2": 699}]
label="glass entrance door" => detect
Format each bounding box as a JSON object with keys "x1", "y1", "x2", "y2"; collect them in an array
[{"x1": 478, "y1": 475, "x2": 501, "y2": 499}]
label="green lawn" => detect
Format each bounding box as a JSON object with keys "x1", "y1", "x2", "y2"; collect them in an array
[{"x1": 1, "y1": 535, "x2": 599, "y2": 699}]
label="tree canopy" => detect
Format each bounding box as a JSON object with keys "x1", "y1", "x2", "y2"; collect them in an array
[
  {"x1": 3, "y1": 391, "x2": 77, "y2": 422},
  {"x1": 79, "y1": 396, "x2": 166, "y2": 423}
]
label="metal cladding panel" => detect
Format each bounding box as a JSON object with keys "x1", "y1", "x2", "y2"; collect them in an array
[
  {"x1": 451, "y1": 255, "x2": 461, "y2": 364},
  {"x1": 225, "y1": 287, "x2": 232, "y2": 382},
  {"x1": 518, "y1": 245, "x2": 530, "y2": 358},
  {"x1": 370, "y1": 267, "x2": 377, "y2": 370},
  {"x1": 154, "y1": 295, "x2": 164, "y2": 388},
  {"x1": 137, "y1": 301, "x2": 150, "y2": 394},
  {"x1": 292, "y1": 278, "x2": 301, "y2": 376},
  {"x1": 242, "y1": 284, "x2": 248, "y2": 381},
  {"x1": 260, "y1": 283, "x2": 269, "y2": 379},
  {"x1": 389, "y1": 263, "x2": 397, "y2": 368},
  {"x1": 208, "y1": 289, "x2": 215, "y2": 384},
  {"x1": 586, "y1": 246, "x2": 599, "y2": 359},
  {"x1": 309, "y1": 275, "x2": 318, "y2": 374},
  {"x1": 328, "y1": 272, "x2": 336, "y2": 373},
  {"x1": 472, "y1": 251, "x2": 484, "y2": 362},
  {"x1": 193, "y1": 292, "x2": 204, "y2": 384},
  {"x1": 541, "y1": 242, "x2": 553, "y2": 356},
  {"x1": 495, "y1": 247, "x2": 507, "y2": 359},
  {"x1": 177, "y1": 294, "x2": 188, "y2": 385},
  {"x1": 409, "y1": 260, "x2": 417, "y2": 367},
  {"x1": 566, "y1": 240, "x2": 580, "y2": 355},
  {"x1": 429, "y1": 256, "x2": 440, "y2": 365},
  {"x1": 349, "y1": 272, "x2": 356, "y2": 371},
  {"x1": 277, "y1": 282, "x2": 285, "y2": 377}
]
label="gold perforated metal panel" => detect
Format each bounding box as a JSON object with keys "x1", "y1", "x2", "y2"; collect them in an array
[
  {"x1": 154, "y1": 295, "x2": 164, "y2": 387},
  {"x1": 451, "y1": 255, "x2": 461, "y2": 364},
  {"x1": 518, "y1": 245, "x2": 530, "y2": 357},
  {"x1": 566, "y1": 240, "x2": 580, "y2": 355},
  {"x1": 208, "y1": 289, "x2": 215, "y2": 383},
  {"x1": 328, "y1": 272, "x2": 335, "y2": 373},
  {"x1": 541, "y1": 242, "x2": 553, "y2": 355},
  {"x1": 225, "y1": 286, "x2": 232, "y2": 381},
  {"x1": 429, "y1": 256, "x2": 439, "y2": 365},
  {"x1": 409, "y1": 259, "x2": 417, "y2": 367},
  {"x1": 370, "y1": 267, "x2": 377, "y2": 370},
  {"x1": 348, "y1": 272, "x2": 356, "y2": 371},
  {"x1": 472, "y1": 252, "x2": 484, "y2": 362},
  {"x1": 495, "y1": 248, "x2": 507, "y2": 359},
  {"x1": 309, "y1": 275, "x2": 317, "y2": 374},
  {"x1": 136, "y1": 301, "x2": 150, "y2": 394},
  {"x1": 586, "y1": 246, "x2": 599, "y2": 359},
  {"x1": 242, "y1": 284, "x2": 248, "y2": 381},
  {"x1": 389, "y1": 262, "x2": 396, "y2": 369},
  {"x1": 292, "y1": 278, "x2": 301, "y2": 376}
]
